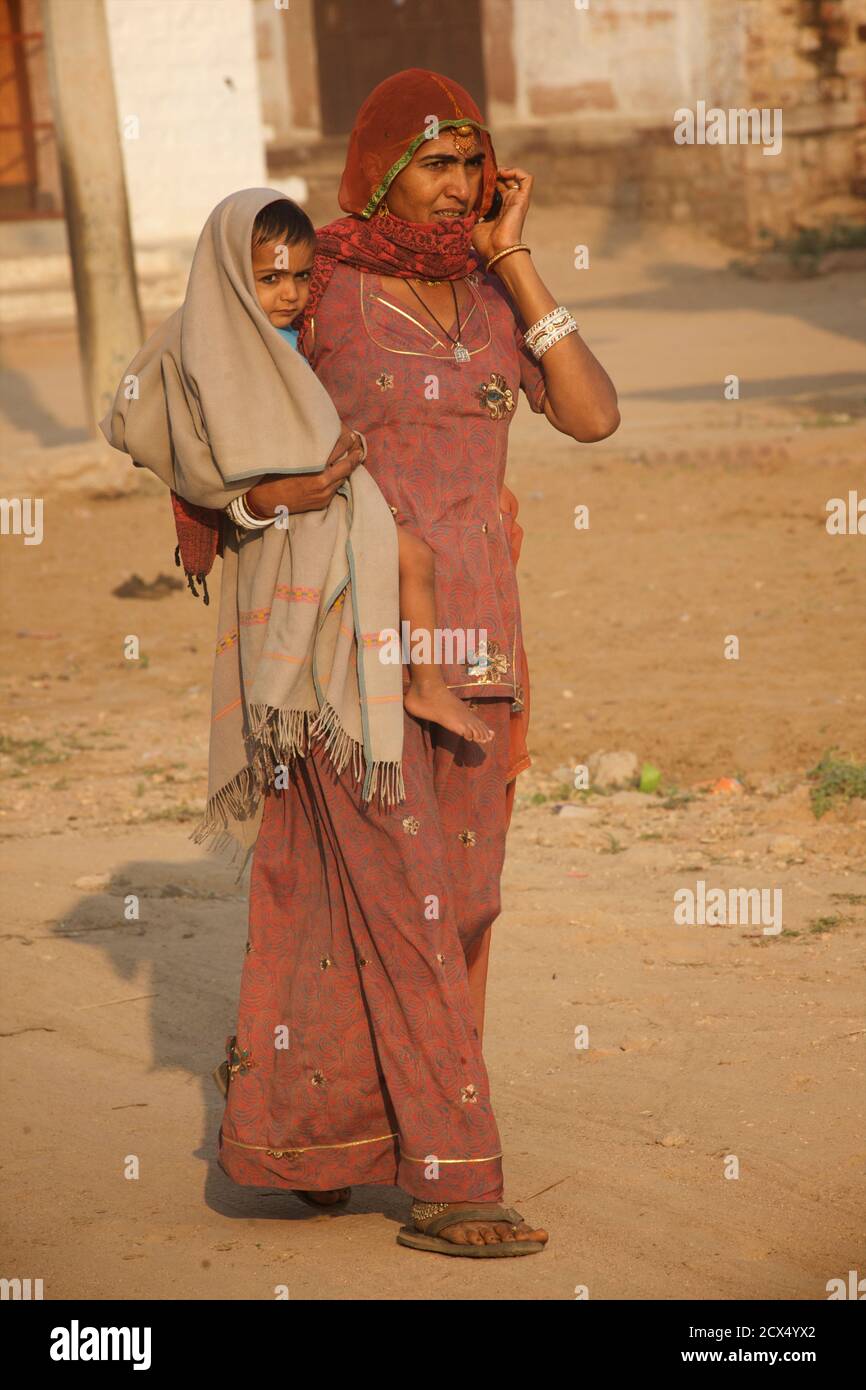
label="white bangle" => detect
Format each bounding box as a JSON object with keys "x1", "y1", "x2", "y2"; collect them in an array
[
  {"x1": 226, "y1": 493, "x2": 278, "y2": 529},
  {"x1": 346, "y1": 430, "x2": 367, "y2": 462},
  {"x1": 533, "y1": 320, "x2": 579, "y2": 359},
  {"x1": 524, "y1": 306, "x2": 579, "y2": 360}
]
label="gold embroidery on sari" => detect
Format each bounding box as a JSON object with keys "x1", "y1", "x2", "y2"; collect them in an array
[
  {"x1": 360, "y1": 273, "x2": 491, "y2": 360},
  {"x1": 226, "y1": 1038, "x2": 254, "y2": 1080},
  {"x1": 400, "y1": 1149, "x2": 503, "y2": 1164},
  {"x1": 478, "y1": 372, "x2": 514, "y2": 420},
  {"x1": 223, "y1": 1130, "x2": 398, "y2": 1157},
  {"x1": 466, "y1": 638, "x2": 509, "y2": 684}
]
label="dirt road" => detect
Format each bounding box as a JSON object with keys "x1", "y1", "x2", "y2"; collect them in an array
[{"x1": 1, "y1": 210, "x2": 864, "y2": 1299}]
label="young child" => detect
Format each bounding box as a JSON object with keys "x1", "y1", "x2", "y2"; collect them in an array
[{"x1": 248, "y1": 197, "x2": 494, "y2": 745}]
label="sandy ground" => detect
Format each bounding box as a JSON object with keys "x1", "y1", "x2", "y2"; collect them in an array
[{"x1": 1, "y1": 208, "x2": 864, "y2": 1300}]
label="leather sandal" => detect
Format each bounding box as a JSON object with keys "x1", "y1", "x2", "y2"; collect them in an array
[
  {"x1": 396, "y1": 1201, "x2": 547, "y2": 1257},
  {"x1": 211, "y1": 1059, "x2": 351, "y2": 1209}
]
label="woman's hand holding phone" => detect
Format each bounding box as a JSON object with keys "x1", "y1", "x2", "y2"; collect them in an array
[{"x1": 471, "y1": 166, "x2": 534, "y2": 263}]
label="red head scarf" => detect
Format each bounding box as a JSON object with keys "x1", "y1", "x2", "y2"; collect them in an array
[
  {"x1": 338, "y1": 67, "x2": 498, "y2": 220},
  {"x1": 298, "y1": 69, "x2": 499, "y2": 352}
]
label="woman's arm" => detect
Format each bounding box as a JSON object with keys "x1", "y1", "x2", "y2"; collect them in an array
[
  {"x1": 472, "y1": 167, "x2": 620, "y2": 444},
  {"x1": 245, "y1": 425, "x2": 365, "y2": 518}
]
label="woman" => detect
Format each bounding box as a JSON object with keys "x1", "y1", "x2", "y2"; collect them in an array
[{"x1": 189, "y1": 69, "x2": 619, "y2": 1256}]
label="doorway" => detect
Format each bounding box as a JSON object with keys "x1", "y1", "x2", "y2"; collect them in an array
[{"x1": 313, "y1": 0, "x2": 487, "y2": 136}]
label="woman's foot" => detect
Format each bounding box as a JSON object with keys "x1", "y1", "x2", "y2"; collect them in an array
[
  {"x1": 405, "y1": 682, "x2": 494, "y2": 742},
  {"x1": 411, "y1": 1200, "x2": 548, "y2": 1248},
  {"x1": 294, "y1": 1187, "x2": 351, "y2": 1207}
]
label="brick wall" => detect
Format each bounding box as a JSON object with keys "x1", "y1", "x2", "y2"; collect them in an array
[{"x1": 488, "y1": 0, "x2": 866, "y2": 246}]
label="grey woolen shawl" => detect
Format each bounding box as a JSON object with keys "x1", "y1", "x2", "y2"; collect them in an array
[{"x1": 101, "y1": 188, "x2": 405, "y2": 869}]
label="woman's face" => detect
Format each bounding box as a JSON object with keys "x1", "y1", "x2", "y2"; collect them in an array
[{"x1": 384, "y1": 129, "x2": 485, "y2": 224}]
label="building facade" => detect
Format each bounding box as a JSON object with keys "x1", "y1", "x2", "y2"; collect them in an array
[{"x1": 2, "y1": 0, "x2": 865, "y2": 250}]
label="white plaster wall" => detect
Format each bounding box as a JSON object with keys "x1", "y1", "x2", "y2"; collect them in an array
[
  {"x1": 104, "y1": 0, "x2": 267, "y2": 243},
  {"x1": 253, "y1": 0, "x2": 292, "y2": 142},
  {"x1": 509, "y1": 0, "x2": 733, "y2": 127}
]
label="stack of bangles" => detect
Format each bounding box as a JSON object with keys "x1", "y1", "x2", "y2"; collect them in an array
[
  {"x1": 226, "y1": 431, "x2": 367, "y2": 531},
  {"x1": 523, "y1": 305, "x2": 579, "y2": 361},
  {"x1": 226, "y1": 492, "x2": 276, "y2": 528},
  {"x1": 484, "y1": 245, "x2": 579, "y2": 361}
]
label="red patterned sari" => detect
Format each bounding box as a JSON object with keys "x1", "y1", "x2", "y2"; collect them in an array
[{"x1": 217, "y1": 69, "x2": 539, "y2": 1202}]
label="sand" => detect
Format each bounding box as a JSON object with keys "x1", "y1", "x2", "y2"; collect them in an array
[{"x1": 1, "y1": 208, "x2": 863, "y2": 1299}]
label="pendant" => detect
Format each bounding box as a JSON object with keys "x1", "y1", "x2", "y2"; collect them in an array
[{"x1": 453, "y1": 342, "x2": 470, "y2": 364}]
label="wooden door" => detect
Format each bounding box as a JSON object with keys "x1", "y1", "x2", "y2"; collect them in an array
[
  {"x1": 314, "y1": 0, "x2": 486, "y2": 136},
  {"x1": 0, "y1": 0, "x2": 37, "y2": 213}
]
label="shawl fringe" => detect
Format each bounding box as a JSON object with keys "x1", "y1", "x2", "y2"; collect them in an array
[{"x1": 190, "y1": 699, "x2": 406, "y2": 859}]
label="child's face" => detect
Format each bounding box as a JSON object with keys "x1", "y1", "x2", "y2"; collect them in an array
[{"x1": 252, "y1": 236, "x2": 315, "y2": 326}]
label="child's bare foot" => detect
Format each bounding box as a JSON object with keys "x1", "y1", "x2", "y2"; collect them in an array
[{"x1": 405, "y1": 682, "x2": 494, "y2": 741}]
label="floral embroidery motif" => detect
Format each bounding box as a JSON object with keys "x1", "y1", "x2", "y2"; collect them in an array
[
  {"x1": 460, "y1": 1084, "x2": 479, "y2": 1104},
  {"x1": 458, "y1": 829, "x2": 476, "y2": 847},
  {"x1": 478, "y1": 372, "x2": 514, "y2": 420},
  {"x1": 320, "y1": 955, "x2": 333, "y2": 970},
  {"x1": 266, "y1": 1148, "x2": 301, "y2": 1160},
  {"x1": 311, "y1": 1070, "x2": 326, "y2": 1086},
  {"x1": 467, "y1": 638, "x2": 509, "y2": 684},
  {"x1": 435, "y1": 953, "x2": 445, "y2": 964},
  {"x1": 358, "y1": 956, "x2": 369, "y2": 967},
  {"x1": 275, "y1": 584, "x2": 320, "y2": 604},
  {"x1": 227, "y1": 1037, "x2": 255, "y2": 1081},
  {"x1": 511, "y1": 682, "x2": 525, "y2": 713},
  {"x1": 402, "y1": 816, "x2": 420, "y2": 835},
  {"x1": 376, "y1": 371, "x2": 394, "y2": 391}
]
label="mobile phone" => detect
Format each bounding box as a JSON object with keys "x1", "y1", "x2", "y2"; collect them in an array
[{"x1": 482, "y1": 186, "x2": 503, "y2": 222}]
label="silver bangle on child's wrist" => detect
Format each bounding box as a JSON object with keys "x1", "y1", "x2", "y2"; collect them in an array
[
  {"x1": 226, "y1": 493, "x2": 278, "y2": 529},
  {"x1": 524, "y1": 306, "x2": 579, "y2": 361}
]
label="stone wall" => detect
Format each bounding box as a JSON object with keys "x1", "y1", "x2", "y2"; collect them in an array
[
  {"x1": 492, "y1": 0, "x2": 866, "y2": 246},
  {"x1": 736, "y1": 0, "x2": 866, "y2": 243}
]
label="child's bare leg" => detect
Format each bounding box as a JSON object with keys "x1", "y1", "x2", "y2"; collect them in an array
[{"x1": 397, "y1": 526, "x2": 493, "y2": 742}]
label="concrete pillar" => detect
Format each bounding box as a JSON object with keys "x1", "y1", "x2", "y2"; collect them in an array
[{"x1": 42, "y1": 0, "x2": 143, "y2": 434}]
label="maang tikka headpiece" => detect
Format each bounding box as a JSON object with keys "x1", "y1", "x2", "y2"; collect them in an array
[{"x1": 451, "y1": 124, "x2": 476, "y2": 156}]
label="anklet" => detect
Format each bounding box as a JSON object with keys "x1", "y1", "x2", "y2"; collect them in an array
[{"x1": 411, "y1": 1200, "x2": 452, "y2": 1221}]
